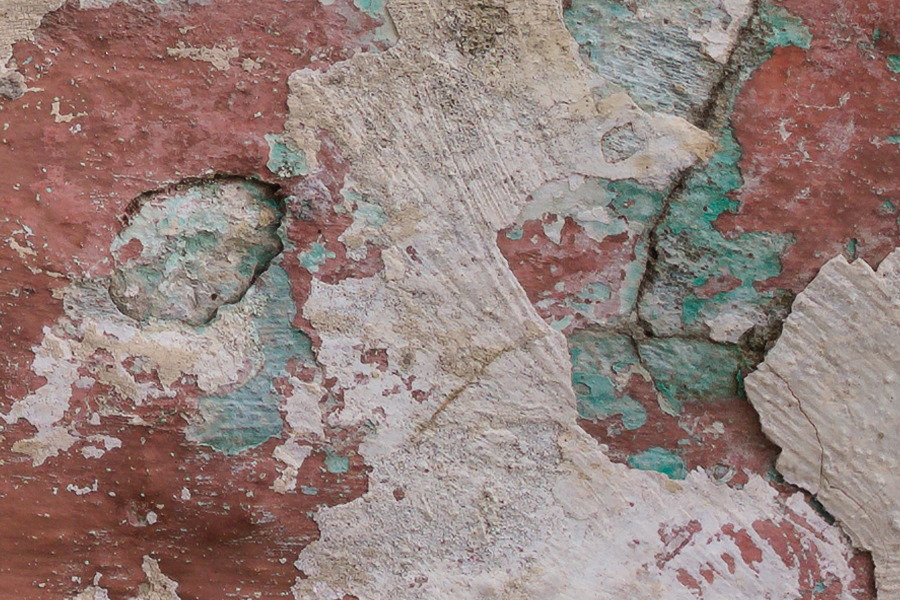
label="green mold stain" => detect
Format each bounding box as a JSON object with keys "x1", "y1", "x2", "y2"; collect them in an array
[
  {"x1": 324, "y1": 451, "x2": 350, "y2": 474},
  {"x1": 570, "y1": 332, "x2": 648, "y2": 430},
  {"x1": 265, "y1": 134, "x2": 309, "y2": 178},
  {"x1": 638, "y1": 338, "x2": 745, "y2": 414},
  {"x1": 299, "y1": 242, "x2": 336, "y2": 273},
  {"x1": 189, "y1": 264, "x2": 316, "y2": 455},
  {"x1": 887, "y1": 56, "x2": 900, "y2": 74},
  {"x1": 758, "y1": 4, "x2": 812, "y2": 50},
  {"x1": 628, "y1": 447, "x2": 688, "y2": 480}
]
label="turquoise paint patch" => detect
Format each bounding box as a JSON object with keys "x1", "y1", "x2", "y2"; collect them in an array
[
  {"x1": 265, "y1": 134, "x2": 309, "y2": 178},
  {"x1": 551, "y1": 315, "x2": 574, "y2": 331},
  {"x1": 759, "y1": 5, "x2": 812, "y2": 50},
  {"x1": 354, "y1": 201, "x2": 388, "y2": 228},
  {"x1": 564, "y1": 0, "x2": 731, "y2": 116},
  {"x1": 324, "y1": 452, "x2": 350, "y2": 474},
  {"x1": 353, "y1": 0, "x2": 385, "y2": 18},
  {"x1": 888, "y1": 56, "x2": 900, "y2": 73},
  {"x1": 566, "y1": 281, "x2": 614, "y2": 318},
  {"x1": 887, "y1": 135, "x2": 900, "y2": 145},
  {"x1": 639, "y1": 127, "x2": 793, "y2": 337},
  {"x1": 300, "y1": 485, "x2": 319, "y2": 495},
  {"x1": 504, "y1": 226, "x2": 524, "y2": 240},
  {"x1": 189, "y1": 264, "x2": 316, "y2": 454},
  {"x1": 569, "y1": 332, "x2": 648, "y2": 430},
  {"x1": 639, "y1": 338, "x2": 745, "y2": 414},
  {"x1": 299, "y1": 242, "x2": 336, "y2": 273},
  {"x1": 607, "y1": 179, "x2": 666, "y2": 224},
  {"x1": 628, "y1": 447, "x2": 688, "y2": 479}
]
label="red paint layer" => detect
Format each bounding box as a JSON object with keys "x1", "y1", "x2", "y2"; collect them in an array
[{"x1": 720, "y1": 0, "x2": 900, "y2": 290}]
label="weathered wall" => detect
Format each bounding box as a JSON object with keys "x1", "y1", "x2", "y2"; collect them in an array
[{"x1": 0, "y1": 0, "x2": 896, "y2": 598}]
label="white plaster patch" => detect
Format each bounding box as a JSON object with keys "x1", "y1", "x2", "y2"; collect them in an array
[
  {"x1": 272, "y1": 440, "x2": 314, "y2": 494},
  {"x1": 134, "y1": 556, "x2": 181, "y2": 600},
  {"x1": 166, "y1": 41, "x2": 239, "y2": 71},
  {"x1": 0, "y1": 0, "x2": 65, "y2": 84},
  {"x1": 2, "y1": 273, "x2": 271, "y2": 464},
  {"x1": 69, "y1": 586, "x2": 111, "y2": 600},
  {"x1": 688, "y1": 0, "x2": 753, "y2": 63},
  {"x1": 283, "y1": 377, "x2": 327, "y2": 439},
  {"x1": 747, "y1": 251, "x2": 900, "y2": 599},
  {"x1": 279, "y1": 1, "x2": 863, "y2": 597},
  {"x1": 66, "y1": 480, "x2": 98, "y2": 495},
  {"x1": 705, "y1": 310, "x2": 757, "y2": 343}
]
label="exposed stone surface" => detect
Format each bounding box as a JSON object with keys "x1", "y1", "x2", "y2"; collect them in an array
[{"x1": 747, "y1": 251, "x2": 900, "y2": 600}]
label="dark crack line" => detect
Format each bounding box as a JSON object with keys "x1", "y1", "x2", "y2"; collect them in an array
[
  {"x1": 768, "y1": 368, "x2": 826, "y2": 493},
  {"x1": 767, "y1": 368, "x2": 873, "y2": 545},
  {"x1": 413, "y1": 330, "x2": 544, "y2": 439},
  {"x1": 632, "y1": 0, "x2": 773, "y2": 341}
]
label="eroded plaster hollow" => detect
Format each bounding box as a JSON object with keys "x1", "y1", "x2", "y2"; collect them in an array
[{"x1": 108, "y1": 177, "x2": 285, "y2": 326}]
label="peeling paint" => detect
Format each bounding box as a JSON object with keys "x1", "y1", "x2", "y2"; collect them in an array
[{"x1": 0, "y1": 0, "x2": 893, "y2": 595}]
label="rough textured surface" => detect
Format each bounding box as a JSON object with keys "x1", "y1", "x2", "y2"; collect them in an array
[
  {"x1": 283, "y1": 1, "x2": 866, "y2": 597},
  {"x1": 747, "y1": 251, "x2": 900, "y2": 600},
  {"x1": 109, "y1": 178, "x2": 284, "y2": 326},
  {"x1": 0, "y1": 0, "x2": 894, "y2": 596},
  {"x1": 0, "y1": 0, "x2": 63, "y2": 96}
]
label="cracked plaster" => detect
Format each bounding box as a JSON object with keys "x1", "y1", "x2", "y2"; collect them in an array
[
  {"x1": 747, "y1": 251, "x2": 900, "y2": 600},
  {"x1": 0, "y1": 0, "x2": 893, "y2": 596}
]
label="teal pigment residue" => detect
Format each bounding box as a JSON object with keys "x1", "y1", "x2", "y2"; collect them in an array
[
  {"x1": 887, "y1": 56, "x2": 900, "y2": 74},
  {"x1": 758, "y1": 4, "x2": 812, "y2": 50},
  {"x1": 639, "y1": 127, "x2": 793, "y2": 338},
  {"x1": 628, "y1": 447, "x2": 688, "y2": 479},
  {"x1": 639, "y1": 338, "x2": 746, "y2": 414},
  {"x1": 353, "y1": 0, "x2": 385, "y2": 18},
  {"x1": 324, "y1": 451, "x2": 350, "y2": 474},
  {"x1": 299, "y1": 242, "x2": 337, "y2": 273},
  {"x1": 189, "y1": 264, "x2": 316, "y2": 454},
  {"x1": 265, "y1": 133, "x2": 309, "y2": 178},
  {"x1": 570, "y1": 332, "x2": 648, "y2": 429}
]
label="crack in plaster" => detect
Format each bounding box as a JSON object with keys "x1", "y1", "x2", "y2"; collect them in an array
[{"x1": 277, "y1": 1, "x2": 865, "y2": 597}]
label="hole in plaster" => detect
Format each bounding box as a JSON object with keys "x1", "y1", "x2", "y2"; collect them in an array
[
  {"x1": 0, "y1": 71, "x2": 25, "y2": 101},
  {"x1": 109, "y1": 177, "x2": 285, "y2": 326}
]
